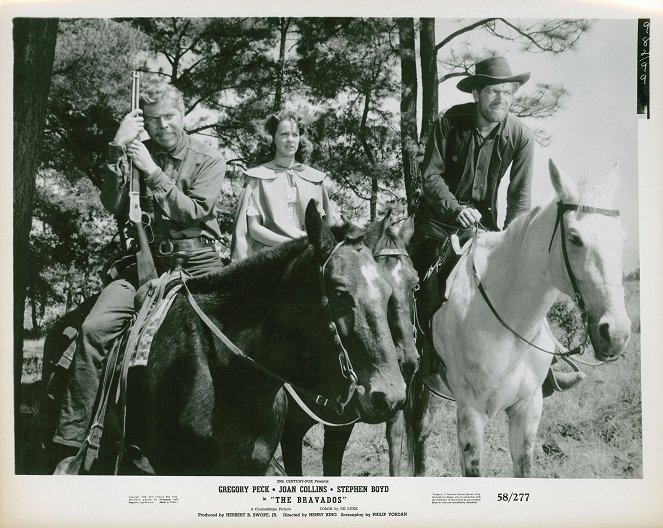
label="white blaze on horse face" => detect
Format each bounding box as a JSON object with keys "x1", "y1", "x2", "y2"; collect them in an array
[
  {"x1": 390, "y1": 260, "x2": 403, "y2": 286},
  {"x1": 567, "y1": 212, "x2": 630, "y2": 348},
  {"x1": 560, "y1": 165, "x2": 631, "y2": 357},
  {"x1": 361, "y1": 263, "x2": 384, "y2": 303}
]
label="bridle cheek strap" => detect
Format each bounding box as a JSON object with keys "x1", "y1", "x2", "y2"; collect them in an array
[
  {"x1": 319, "y1": 241, "x2": 359, "y2": 412},
  {"x1": 472, "y1": 201, "x2": 620, "y2": 360},
  {"x1": 547, "y1": 201, "x2": 620, "y2": 355}
]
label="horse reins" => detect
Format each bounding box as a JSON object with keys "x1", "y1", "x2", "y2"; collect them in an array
[
  {"x1": 183, "y1": 240, "x2": 361, "y2": 424},
  {"x1": 471, "y1": 201, "x2": 621, "y2": 362}
]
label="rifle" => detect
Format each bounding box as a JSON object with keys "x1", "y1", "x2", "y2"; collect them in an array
[{"x1": 129, "y1": 71, "x2": 158, "y2": 286}]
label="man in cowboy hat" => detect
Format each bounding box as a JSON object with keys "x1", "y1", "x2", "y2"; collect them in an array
[{"x1": 412, "y1": 55, "x2": 584, "y2": 395}]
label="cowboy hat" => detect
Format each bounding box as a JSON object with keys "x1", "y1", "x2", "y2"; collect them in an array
[{"x1": 457, "y1": 56, "x2": 530, "y2": 93}]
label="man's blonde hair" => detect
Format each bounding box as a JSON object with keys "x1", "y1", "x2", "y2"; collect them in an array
[{"x1": 140, "y1": 80, "x2": 185, "y2": 114}]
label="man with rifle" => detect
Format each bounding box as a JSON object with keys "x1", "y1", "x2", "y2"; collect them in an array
[{"x1": 52, "y1": 78, "x2": 226, "y2": 456}]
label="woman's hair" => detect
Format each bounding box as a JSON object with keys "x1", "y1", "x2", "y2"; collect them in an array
[
  {"x1": 140, "y1": 79, "x2": 185, "y2": 114},
  {"x1": 258, "y1": 112, "x2": 312, "y2": 163}
]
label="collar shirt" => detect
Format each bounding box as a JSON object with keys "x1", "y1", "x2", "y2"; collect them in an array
[
  {"x1": 468, "y1": 125, "x2": 499, "y2": 203},
  {"x1": 419, "y1": 102, "x2": 533, "y2": 233},
  {"x1": 246, "y1": 163, "x2": 302, "y2": 229},
  {"x1": 102, "y1": 132, "x2": 226, "y2": 241},
  {"x1": 230, "y1": 161, "x2": 331, "y2": 262}
]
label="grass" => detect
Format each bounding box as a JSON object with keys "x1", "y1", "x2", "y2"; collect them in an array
[
  {"x1": 16, "y1": 281, "x2": 642, "y2": 478},
  {"x1": 283, "y1": 280, "x2": 642, "y2": 478}
]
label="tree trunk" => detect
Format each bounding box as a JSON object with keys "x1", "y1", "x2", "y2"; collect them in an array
[
  {"x1": 13, "y1": 17, "x2": 58, "y2": 468},
  {"x1": 419, "y1": 18, "x2": 438, "y2": 148},
  {"x1": 273, "y1": 18, "x2": 291, "y2": 112},
  {"x1": 358, "y1": 90, "x2": 378, "y2": 220},
  {"x1": 397, "y1": 18, "x2": 420, "y2": 214},
  {"x1": 370, "y1": 169, "x2": 378, "y2": 222},
  {"x1": 30, "y1": 292, "x2": 39, "y2": 334}
]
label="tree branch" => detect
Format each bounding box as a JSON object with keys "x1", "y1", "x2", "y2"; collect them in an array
[{"x1": 435, "y1": 18, "x2": 497, "y2": 51}]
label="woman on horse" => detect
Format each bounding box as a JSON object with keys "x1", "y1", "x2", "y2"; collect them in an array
[{"x1": 231, "y1": 112, "x2": 332, "y2": 261}]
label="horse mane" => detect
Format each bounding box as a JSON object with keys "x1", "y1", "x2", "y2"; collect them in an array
[
  {"x1": 378, "y1": 224, "x2": 405, "y2": 251},
  {"x1": 184, "y1": 225, "x2": 365, "y2": 318},
  {"x1": 479, "y1": 205, "x2": 543, "y2": 256},
  {"x1": 354, "y1": 217, "x2": 405, "y2": 254},
  {"x1": 186, "y1": 237, "x2": 311, "y2": 300}
]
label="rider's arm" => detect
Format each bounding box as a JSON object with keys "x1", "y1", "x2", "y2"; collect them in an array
[
  {"x1": 144, "y1": 147, "x2": 226, "y2": 229},
  {"x1": 247, "y1": 216, "x2": 298, "y2": 247},
  {"x1": 504, "y1": 126, "x2": 534, "y2": 228},
  {"x1": 420, "y1": 113, "x2": 466, "y2": 223},
  {"x1": 100, "y1": 143, "x2": 130, "y2": 216},
  {"x1": 101, "y1": 109, "x2": 146, "y2": 216}
]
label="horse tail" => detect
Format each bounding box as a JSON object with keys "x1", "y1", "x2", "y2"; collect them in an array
[{"x1": 403, "y1": 368, "x2": 423, "y2": 476}]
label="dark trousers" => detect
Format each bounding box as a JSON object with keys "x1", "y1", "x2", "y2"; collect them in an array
[{"x1": 53, "y1": 247, "x2": 221, "y2": 448}]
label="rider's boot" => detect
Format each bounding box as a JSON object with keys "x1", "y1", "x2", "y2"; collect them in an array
[{"x1": 542, "y1": 368, "x2": 586, "y2": 397}]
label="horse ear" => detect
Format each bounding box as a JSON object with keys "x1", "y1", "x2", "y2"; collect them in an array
[
  {"x1": 398, "y1": 216, "x2": 415, "y2": 247},
  {"x1": 549, "y1": 159, "x2": 578, "y2": 202},
  {"x1": 364, "y1": 209, "x2": 392, "y2": 251},
  {"x1": 305, "y1": 200, "x2": 336, "y2": 261}
]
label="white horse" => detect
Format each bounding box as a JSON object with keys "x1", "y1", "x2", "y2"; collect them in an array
[{"x1": 410, "y1": 160, "x2": 631, "y2": 477}]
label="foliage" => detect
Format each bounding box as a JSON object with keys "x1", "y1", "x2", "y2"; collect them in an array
[
  {"x1": 43, "y1": 18, "x2": 148, "y2": 188},
  {"x1": 296, "y1": 18, "x2": 404, "y2": 219},
  {"x1": 27, "y1": 169, "x2": 116, "y2": 331},
  {"x1": 547, "y1": 297, "x2": 585, "y2": 349},
  {"x1": 624, "y1": 268, "x2": 640, "y2": 282},
  {"x1": 27, "y1": 17, "x2": 592, "y2": 328}
]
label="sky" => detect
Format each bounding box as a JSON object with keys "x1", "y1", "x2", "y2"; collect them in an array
[{"x1": 434, "y1": 19, "x2": 639, "y2": 273}]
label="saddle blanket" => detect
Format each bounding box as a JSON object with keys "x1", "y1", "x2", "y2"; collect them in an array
[{"x1": 129, "y1": 282, "x2": 182, "y2": 368}]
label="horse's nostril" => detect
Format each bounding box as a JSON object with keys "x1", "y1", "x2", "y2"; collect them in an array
[
  {"x1": 599, "y1": 322, "x2": 611, "y2": 343},
  {"x1": 370, "y1": 392, "x2": 393, "y2": 415}
]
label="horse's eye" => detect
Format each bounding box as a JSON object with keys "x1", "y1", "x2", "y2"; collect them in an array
[
  {"x1": 568, "y1": 234, "x2": 583, "y2": 247},
  {"x1": 332, "y1": 289, "x2": 350, "y2": 301}
]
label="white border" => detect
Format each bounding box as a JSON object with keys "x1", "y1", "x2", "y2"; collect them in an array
[{"x1": 2, "y1": 1, "x2": 662, "y2": 527}]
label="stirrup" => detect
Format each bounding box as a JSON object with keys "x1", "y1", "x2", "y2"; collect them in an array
[
  {"x1": 547, "y1": 368, "x2": 586, "y2": 392},
  {"x1": 423, "y1": 373, "x2": 455, "y2": 401}
]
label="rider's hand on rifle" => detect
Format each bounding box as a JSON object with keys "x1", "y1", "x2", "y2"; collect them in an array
[
  {"x1": 457, "y1": 207, "x2": 482, "y2": 229},
  {"x1": 113, "y1": 109, "x2": 144, "y2": 147},
  {"x1": 126, "y1": 139, "x2": 158, "y2": 175}
]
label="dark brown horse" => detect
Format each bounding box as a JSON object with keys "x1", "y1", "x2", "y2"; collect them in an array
[
  {"x1": 41, "y1": 204, "x2": 407, "y2": 475},
  {"x1": 137, "y1": 202, "x2": 406, "y2": 475},
  {"x1": 280, "y1": 213, "x2": 419, "y2": 476}
]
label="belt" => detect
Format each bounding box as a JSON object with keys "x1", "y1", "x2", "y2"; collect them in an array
[{"x1": 153, "y1": 237, "x2": 215, "y2": 256}]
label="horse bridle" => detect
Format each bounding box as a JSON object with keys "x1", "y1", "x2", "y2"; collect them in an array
[
  {"x1": 290, "y1": 243, "x2": 417, "y2": 426},
  {"x1": 182, "y1": 240, "x2": 368, "y2": 423},
  {"x1": 472, "y1": 201, "x2": 620, "y2": 361},
  {"x1": 318, "y1": 241, "x2": 359, "y2": 415}
]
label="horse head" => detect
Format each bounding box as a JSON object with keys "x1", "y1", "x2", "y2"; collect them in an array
[
  {"x1": 548, "y1": 160, "x2": 631, "y2": 360},
  {"x1": 295, "y1": 201, "x2": 407, "y2": 423},
  {"x1": 364, "y1": 211, "x2": 420, "y2": 383}
]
